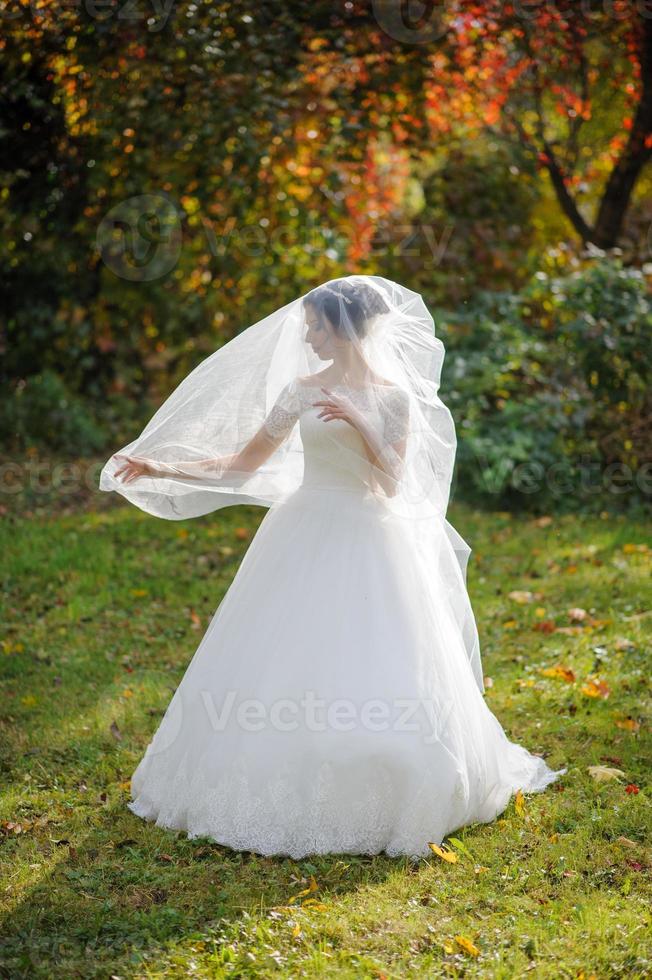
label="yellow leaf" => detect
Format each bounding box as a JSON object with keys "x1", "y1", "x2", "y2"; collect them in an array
[
  {"x1": 455, "y1": 934, "x2": 480, "y2": 957},
  {"x1": 130, "y1": 588, "x2": 148, "y2": 597},
  {"x1": 581, "y1": 678, "x2": 610, "y2": 699},
  {"x1": 535, "y1": 607, "x2": 547, "y2": 617},
  {"x1": 428, "y1": 842, "x2": 458, "y2": 863},
  {"x1": 540, "y1": 664, "x2": 576, "y2": 683},
  {"x1": 615, "y1": 717, "x2": 640, "y2": 732},
  {"x1": 503, "y1": 620, "x2": 518, "y2": 629},
  {"x1": 292, "y1": 923, "x2": 302, "y2": 937},
  {"x1": 21, "y1": 695, "x2": 37, "y2": 707},
  {"x1": 622, "y1": 542, "x2": 648, "y2": 554},
  {"x1": 514, "y1": 789, "x2": 526, "y2": 817},
  {"x1": 288, "y1": 876, "x2": 318, "y2": 902}
]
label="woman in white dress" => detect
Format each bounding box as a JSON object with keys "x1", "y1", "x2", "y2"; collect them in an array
[{"x1": 99, "y1": 275, "x2": 566, "y2": 858}]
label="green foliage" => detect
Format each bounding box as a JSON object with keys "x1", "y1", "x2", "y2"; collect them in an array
[
  {"x1": 441, "y1": 259, "x2": 652, "y2": 512},
  {"x1": 0, "y1": 370, "x2": 107, "y2": 455}
]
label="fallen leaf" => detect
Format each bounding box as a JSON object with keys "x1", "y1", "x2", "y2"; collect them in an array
[
  {"x1": 428, "y1": 842, "x2": 458, "y2": 863},
  {"x1": 615, "y1": 717, "x2": 640, "y2": 732},
  {"x1": 534, "y1": 620, "x2": 556, "y2": 634},
  {"x1": 288, "y1": 876, "x2": 319, "y2": 902},
  {"x1": 581, "y1": 678, "x2": 610, "y2": 699},
  {"x1": 301, "y1": 898, "x2": 328, "y2": 911},
  {"x1": 587, "y1": 765, "x2": 625, "y2": 782},
  {"x1": 514, "y1": 788, "x2": 526, "y2": 817},
  {"x1": 540, "y1": 664, "x2": 576, "y2": 682},
  {"x1": 455, "y1": 934, "x2": 480, "y2": 957}
]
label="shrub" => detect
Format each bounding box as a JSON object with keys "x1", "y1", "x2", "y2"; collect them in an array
[
  {"x1": 440, "y1": 259, "x2": 652, "y2": 512},
  {"x1": 0, "y1": 370, "x2": 107, "y2": 455}
]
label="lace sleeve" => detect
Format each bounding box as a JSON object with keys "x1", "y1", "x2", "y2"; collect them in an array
[
  {"x1": 262, "y1": 381, "x2": 301, "y2": 440},
  {"x1": 382, "y1": 387, "x2": 410, "y2": 444}
]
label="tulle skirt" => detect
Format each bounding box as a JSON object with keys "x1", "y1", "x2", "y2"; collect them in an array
[{"x1": 128, "y1": 484, "x2": 566, "y2": 858}]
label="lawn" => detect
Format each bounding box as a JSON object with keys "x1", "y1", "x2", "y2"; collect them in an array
[{"x1": 1, "y1": 463, "x2": 650, "y2": 978}]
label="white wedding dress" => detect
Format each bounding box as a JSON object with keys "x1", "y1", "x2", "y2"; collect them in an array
[{"x1": 128, "y1": 380, "x2": 566, "y2": 858}]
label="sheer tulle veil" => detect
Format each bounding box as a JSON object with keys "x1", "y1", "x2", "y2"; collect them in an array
[{"x1": 99, "y1": 274, "x2": 484, "y2": 691}]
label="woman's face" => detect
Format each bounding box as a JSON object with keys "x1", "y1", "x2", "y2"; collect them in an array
[{"x1": 304, "y1": 303, "x2": 339, "y2": 360}]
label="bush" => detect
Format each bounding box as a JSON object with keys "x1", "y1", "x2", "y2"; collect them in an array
[
  {"x1": 0, "y1": 370, "x2": 108, "y2": 455},
  {"x1": 439, "y1": 259, "x2": 652, "y2": 512}
]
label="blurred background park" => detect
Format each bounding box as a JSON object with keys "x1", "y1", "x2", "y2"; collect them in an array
[
  {"x1": 1, "y1": 0, "x2": 651, "y2": 515},
  {"x1": 1, "y1": 4, "x2": 651, "y2": 978}
]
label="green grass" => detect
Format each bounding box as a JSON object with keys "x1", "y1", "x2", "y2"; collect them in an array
[{"x1": 1, "y1": 470, "x2": 650, "y2": 978}]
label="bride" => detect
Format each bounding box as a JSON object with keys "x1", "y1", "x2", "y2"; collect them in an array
[{"x1": 99, "y1": 275, "x2": 566, "y2": 858}]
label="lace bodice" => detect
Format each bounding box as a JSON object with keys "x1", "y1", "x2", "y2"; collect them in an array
[
  {"x1": 263, "y1": 380, "x2": 410, "y2": 443},
  {"x1": 262, "y1": 380, "x2": 410, "y2": 493}
]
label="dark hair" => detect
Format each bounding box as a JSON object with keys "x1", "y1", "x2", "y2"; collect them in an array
[{"x1": 303, "y1": 279, "x2": 389, "y2": 338}]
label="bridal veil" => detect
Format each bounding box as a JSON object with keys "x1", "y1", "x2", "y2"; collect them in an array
[{"x1": 99, "y1": 275, "x2": 484, "y2": 691}]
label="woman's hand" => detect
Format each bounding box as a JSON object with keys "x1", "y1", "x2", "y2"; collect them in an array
[
  {"x1": 114, "y1": 454, "x2": 155, "y2": 484},
  {"x1": 313, "y1": 386, "x2": 364, "y2": 431}
]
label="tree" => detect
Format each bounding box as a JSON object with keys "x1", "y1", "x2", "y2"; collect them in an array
[{"x1": 431, "y1": 2, "x2": 652, "y2": 248}]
